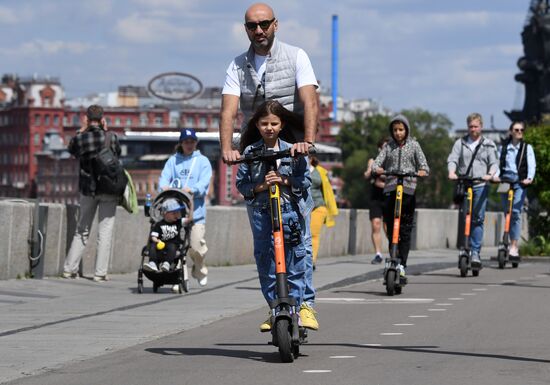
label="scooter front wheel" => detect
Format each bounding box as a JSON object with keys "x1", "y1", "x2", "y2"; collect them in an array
[
  {"x1": 385, "y1": 270, "x2": 397, "y2": 296},
  {"x1": 275, "y1": 319, "x2": 294, "y2": 363}
]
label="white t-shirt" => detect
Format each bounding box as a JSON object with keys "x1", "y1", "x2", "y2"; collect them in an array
[
  {"x1": 466, "y1": 136, "x2": 481, "y2": 152},
  {"x1": 222, "y1": 48, "x2": 318, "y2": 96}
]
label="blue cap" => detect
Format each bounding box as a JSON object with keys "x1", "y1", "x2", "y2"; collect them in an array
[
  {"x1": 179, "y1": 128, "x2": 197, "y2": 142},
  {"x1": 162, "y1": 198, "x2": 182, "y2": 213}
]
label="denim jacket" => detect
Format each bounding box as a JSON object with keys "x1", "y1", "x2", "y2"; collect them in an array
[{"x1": 236, "y1": 139, "x2": 314, "y2": 217}]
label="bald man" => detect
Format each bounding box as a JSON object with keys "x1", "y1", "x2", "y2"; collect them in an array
[{"x1": 220, "y1": 2, "x2": 319, "y2": 332}]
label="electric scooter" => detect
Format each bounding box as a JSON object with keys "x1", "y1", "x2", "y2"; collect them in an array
[
  {"x1": 235, "y1": 147, "x2": 310, "y2": 363},
  {"x1": 456, "y1": 177, "x2": 484, "y2": 277},
  {"x1": 380, "y1": 171, "x2": 421, "y2": 296},
  {"x1": 496, "y1": 178, "x2": 521, "y2": 269}
]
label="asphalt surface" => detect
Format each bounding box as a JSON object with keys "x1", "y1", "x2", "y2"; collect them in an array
[{"x1": 1, "y1": 247, "x2": 549, "y2": 384}]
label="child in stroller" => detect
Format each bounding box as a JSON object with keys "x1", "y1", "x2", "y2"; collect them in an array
[{"x1": 137, "y1": 189, "x2": 193, "y2": 294}]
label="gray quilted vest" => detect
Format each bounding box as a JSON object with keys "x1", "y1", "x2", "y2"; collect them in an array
[{"x1": 234, "y1": 38, "x2": 303, "y2": 130}]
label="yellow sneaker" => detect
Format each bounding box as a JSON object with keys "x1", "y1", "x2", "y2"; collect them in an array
[
  {"x1": 299, "y1": 303, "x2": 319, "y2": 330},
  {"x1": 260, "y1": 314, "x2": 272, "y2": 332}
]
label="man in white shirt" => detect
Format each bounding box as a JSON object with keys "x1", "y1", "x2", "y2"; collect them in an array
[{"x1": 219, "y1": 2, "x2": 318, "y2": 162}]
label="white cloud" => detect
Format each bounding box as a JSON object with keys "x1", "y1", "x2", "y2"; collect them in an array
[
  {"x1": 114, "y1": 13, "x2": 194, "y2": 43},
  {"x1": 130, "y1": 0, "x2": 195, "y2": 11},
  {"x1": 0, "y1": 5, "x2": 18, "y2": 24},
  {"x1": 5, "y1": 40, "x2": 95, "y2": 56},
  {"x1": 278, "y1": 19, "x2": 321, "y2": 55},
  {"x1": 80, "y1": 0, "x2": 113, "y2": 16}
]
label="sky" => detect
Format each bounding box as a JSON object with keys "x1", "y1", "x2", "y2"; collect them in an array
[{"x1": 0, "y1": 0, "x2": 530, "y2": 130}]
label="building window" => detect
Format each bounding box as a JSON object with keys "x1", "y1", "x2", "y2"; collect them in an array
[
  {"x1": 53, "y1": 115, "x2": 59, "y2": 126},
  {"x1": 63, "y1": 116, "x2": 68, "y2": 126},
  {"x1": 115, "y1": 117, "x2": 121, "y2": 126},
  {"x1": 199, "y1": 117, "x2": 207, "y2": 128},
  {"x1": 140, "y1": 114, "x2": 147, "y2": 126},
  {"x1": 34, "y1": 133, "x2": 40, "y2": 145},
  {"x1": 72, "y1": 115, "x2": 79, "y2": 126},
  {"x1": 185, "y1": 117, "x2": 194, "y2": 127},
  {"x1": 44, "y1": 115, "x2": 50, "y2": 126},
  {"x1": 34, "y1": 114, "x2": 41, "y2": 126},
  {"x1": 126, "y1": 118, "x2": 132, "y2": 126},
  {"x1": 154, "y1": 115, "x2": 163, "y2": 126}
]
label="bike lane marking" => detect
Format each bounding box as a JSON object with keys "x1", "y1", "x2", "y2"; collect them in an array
[{"x1": 303, "y1": 370, "x2": 332, "y2": 373}]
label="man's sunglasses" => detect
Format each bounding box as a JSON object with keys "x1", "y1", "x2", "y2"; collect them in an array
[
  {"x1": 245, "y1": 18, "x2": 275, "y2": 31},
  {"x1": 513, "y1": 128, "x2": 525, "y2": 133}
]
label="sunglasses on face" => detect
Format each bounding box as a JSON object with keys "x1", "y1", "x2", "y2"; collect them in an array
[
  {"x1": 245, "y1": 18, "x2": 275, "y2": 31},
  {"x1": 513, "y1": 128, "x2": 524, "y2": 133}
]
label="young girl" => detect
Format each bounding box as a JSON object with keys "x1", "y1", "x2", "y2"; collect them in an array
[
  {"x1": 236, "y1": 100, "x2": 318, "y2": 332},
  {"x1": 372, "y1": 114, "x2": 429, "y2": 279}
]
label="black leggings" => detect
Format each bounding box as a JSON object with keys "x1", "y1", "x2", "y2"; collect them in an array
[
  {"x1": 148, "y1": 242, "x2": 178, "y2": 265},
  {"x1": 383, "y1": 192, "x2": 416, "y2": 267}
]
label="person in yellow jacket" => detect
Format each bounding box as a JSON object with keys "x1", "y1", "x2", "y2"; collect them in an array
[{"x1": 309, "y1": 156, "x2": 339, "y2": 269}]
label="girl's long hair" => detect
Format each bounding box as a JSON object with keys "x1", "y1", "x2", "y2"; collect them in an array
[{"x1": 239, "y1": 100, "x2": 302, "y2": 152}]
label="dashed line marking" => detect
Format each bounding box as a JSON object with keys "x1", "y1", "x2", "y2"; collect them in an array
[
  {"x1": 304, "y1": 370, "x2": 332, "y2": 373},
  {"x1": 428, "y1": 308, "x2": 447, "y2": 311},
  {"x1": 472, "y1": 288, "x2": 487, "y2": 291},
  {"x1": 435, "y1": 303, "x2": 453, "y2": 306},
  {"x1": 380, "y1": 332, "x2": 403, "y2": 336},
  {"x1": 460, "y1": 293, "x2": 476, "y2": 296},
  {"x1": 330, "y1": 355, "x2": 356, "y2": 359},
  {"x1": 448, "y1": 297, "x2": 464, "y2": 300},
  {"x1": 488, "y1": 284, "x2": 501, "y2": 287},
  {"x1": 393, "y1": 323, "x2": 414, "y2": 326},
  {"x1": 361, "y1": 343, "x2": 382, "y2": 346},
  {"x1": 409, "y1": 315, "x2": 428, "y2": 318}
]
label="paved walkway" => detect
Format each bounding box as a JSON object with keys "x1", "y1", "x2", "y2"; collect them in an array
[{"x1": 0, "y1": 247, "x2": 498, "y2": 383}]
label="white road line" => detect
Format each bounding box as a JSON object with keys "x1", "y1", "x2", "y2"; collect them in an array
[
  {"x1": 393, "y1": 323, "x2": 414, "y2": 326},
  {"x1": 383, "y1": 298, "x2": 434, "y2": 303},
  {"x1": 380, "y1": 332, "x2": 403, "y2": 336},
  {"x1": 428, "y1": 308, "x2": 447, "y2": 311},
  {"x1": 409, "y1": 315, "x2": 428, "y2": 318},
  {"x1": 487, "y1": 284, "x2": 501, "y2": 287},
  {"x1": 361, "y1": 343, "x2": 382, "y2": 346},
  {"x1": 304, "y1": 370, "x2": 332, "y2": 373},
  {"x1": 435, "y1": 303, "x2": 453, "y2": 306},
  {"x1": 460, "y1": 293, "x2": 476, "y2": 296},
  {"x1": 472, "y1": 288, "x2": 487, "y2": 291},
  {"x1": 535, "y1": 274, "x2": 547, "y2": 278},
  {"x1": 448, "y1": 297, "x2": 464, "y2": 300},
  {"x1": 330, "y1": 356, "x2": 356, "y2": 359},
  {"x1": 316, "y1": 297, "x2": 365, "y2": 302}
]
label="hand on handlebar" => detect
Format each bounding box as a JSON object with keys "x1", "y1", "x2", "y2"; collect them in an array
[
  {"x1": 291, "y1": 142, "x2": 314, "y2": 157},
  {"x1": 448, "y1": 171, "x2": 458, "y2": 180},
  {"x1": 222, "y1": 149, "x2": 242, "y2": 164}
]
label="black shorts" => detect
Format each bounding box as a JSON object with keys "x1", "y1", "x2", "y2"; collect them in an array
[
  {"x1": 369, "y1": 199, "x2": 384, "y2": 220},
  {"x1": 369, "y1": 186, "x2": 384, "y2": 220}
]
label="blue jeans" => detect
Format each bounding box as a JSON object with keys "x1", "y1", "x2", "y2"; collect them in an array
[
  {"x1": 469, "y1": 184, "x2": 489, "y2": 253},
  {"x1": 501, "y1": 183, "x2": 527, "y2": 241},
  {"x1": 302, "y1": 212, "x2": 315, "y2": 306},
  {"x1": 247, "y1": 202, "x2": 306, "y2": 307}
]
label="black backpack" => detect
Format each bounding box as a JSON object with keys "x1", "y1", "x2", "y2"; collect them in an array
[{"x1": 92, "y1": 132, "x2": 128, "y2": 196}]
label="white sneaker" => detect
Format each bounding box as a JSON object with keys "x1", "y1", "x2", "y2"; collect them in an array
[
  {"x1": 171, "y1": 284, "x2": 179, "y2": 293},
  {"x1": 160, "y1": 261, "x2": 170, "y2": 272},
  {"x1": 198, "y1": 276, "x2": 207, "y2": 287},
  {"x1": 143, "y1": 261, "x2": 158, "y2": 272}
]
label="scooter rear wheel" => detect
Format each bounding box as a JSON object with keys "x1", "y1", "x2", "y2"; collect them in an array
[
  {"x1": 459, "y1": 256, "x2": 468, "y2": 277},
  {"x1": 497, "y1": 249, "x2": 506, "y2": 269},
  {"x1": 386, "y1": 270, "x2": 396, "y2": 296},
  {"x1": 275, "y1": 319, "x2": 294, "y2": 363}
]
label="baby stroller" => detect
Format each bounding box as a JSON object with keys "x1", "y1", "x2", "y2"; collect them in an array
[{"x1": 137, "y1": 188, "x2": 193, "y2": 294}]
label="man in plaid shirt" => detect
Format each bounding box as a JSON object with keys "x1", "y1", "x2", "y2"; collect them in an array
[{"x1": 62, "y1": 105, "x2": 122, "y2": 282}]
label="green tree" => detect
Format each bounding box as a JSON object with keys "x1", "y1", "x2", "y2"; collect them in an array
[{"x1": 524, "y1": 125, "x2": 550, "y2": 237}]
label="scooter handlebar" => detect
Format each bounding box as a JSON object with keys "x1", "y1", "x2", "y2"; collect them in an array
[{"x1": 234, "y1": 145, "x2": 316, "y2": 164}]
